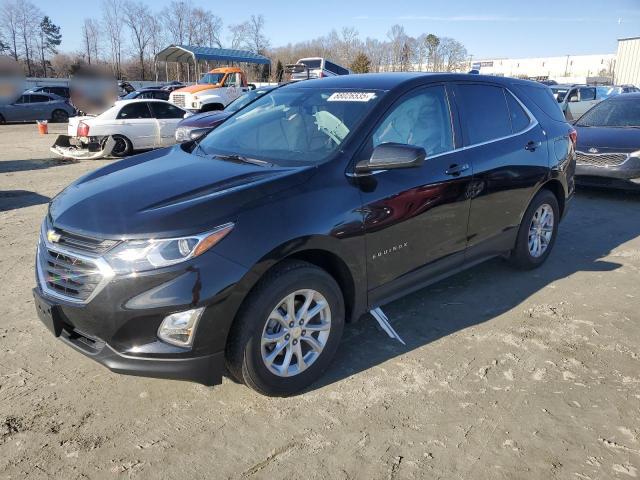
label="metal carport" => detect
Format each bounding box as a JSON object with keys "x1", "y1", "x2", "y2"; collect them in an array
[{"x1": 155, "y1": 45, "x2": 271, "y2": 82}]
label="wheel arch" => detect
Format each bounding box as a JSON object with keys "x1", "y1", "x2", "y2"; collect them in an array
[{"x1": 538, "y1": 178, "x2": 566, "y2": 218}]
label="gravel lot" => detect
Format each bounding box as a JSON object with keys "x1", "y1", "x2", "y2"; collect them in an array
[{"x1": 1, "y1": 124, "x2": 639, "y2": 479}]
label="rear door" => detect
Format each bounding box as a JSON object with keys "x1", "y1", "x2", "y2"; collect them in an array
[
  {"x1": 115, "y1": 102, "x2": 157, "y2": 149},
  {"x1": 453, "y1": 82, "x2": 548, "y2": 260},
  {"x1": 149, "y1": 102, "x2": 186, "y2": 146},
  {"x1": 566, "y1": 87, "x2": 596, "y2": 120},
  {"x1": 356, "y1": 84, "x2": 473, "y2": 298}
]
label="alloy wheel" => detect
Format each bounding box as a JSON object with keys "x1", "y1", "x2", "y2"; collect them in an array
[
  {"x1": 528, "y1": 203, "x2": 554, "y2": 258},
  {"x1": 260, "y1": 289, "x2": 331, "y2": 377}
]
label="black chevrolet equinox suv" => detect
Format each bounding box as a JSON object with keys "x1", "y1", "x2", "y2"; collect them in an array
[{"x1": 34, "y1": 73, "x2": 575, "y2": 396}]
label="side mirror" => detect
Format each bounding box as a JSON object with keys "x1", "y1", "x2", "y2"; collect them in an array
[
  {"x1": 568, "y1": 94, "x2": 579, "y2": 103},
  {"x1": 355, "y1": 143, "x2": 426, "y2": 173}
]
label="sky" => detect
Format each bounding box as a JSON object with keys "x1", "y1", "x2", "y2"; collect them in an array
[{"x1": 31, "y1": 0, "x2": 640, "y2": 60}]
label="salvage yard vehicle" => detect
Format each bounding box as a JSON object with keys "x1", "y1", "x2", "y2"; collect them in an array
[
  {"x1": 0, "y1": 92, "x2": 75, "y2": 123},
  {"x1": 169, "y1": 67, "x2": 250, "y2": 112},
  {"x1": 50, "y1": 99, "x2": 190, "y2": 159},
  {"x1": 26, "y1": 85, "x2": 71, "y2": 99},
  {"x1": 34, "y1": 73, "x2": 575, "y2": 396},
  {"x1": 121, "y1": 88, "x2": 170, "y2": 101},
  {"x1": 573, "y1": 92, "x2": 640, "y2": 190},
  {"x1": 288, "y1": 57, "x2": 350, "y2": 81},
  {"x1": 558, "y1": 84, "x2": 621, "y2": 120},
  {"x1": 175, "y1": 85, "x2": 276, "y2": 142}
]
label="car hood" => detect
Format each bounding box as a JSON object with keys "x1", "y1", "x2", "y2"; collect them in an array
[
  {"x1": 178, "y1": 111, "x2": 231, "y2": 128},
  {"x1": 49, "y1": 146, "x2": 314, "y2": 239},
  {"x1": 575, "y1": 126, "x2": 640, "y2": 153},
  {"x1": 173, "y1": 84, "x2": 221, "y2": 94}
]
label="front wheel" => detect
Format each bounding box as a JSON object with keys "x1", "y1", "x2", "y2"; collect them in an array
[
  {"x1": 226, "y1": 260, "x2": 345, "y2": 396},
  {"x1": 509, "y1": 189, "x2": 559, "y2": 270}
]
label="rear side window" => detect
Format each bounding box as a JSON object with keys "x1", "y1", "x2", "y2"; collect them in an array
[
  {"x1": 505, "y1": 91, "x2": 531, "y2": 133},
  {"x1": 117, "y1": 102, "x2": 152, "y2": 119},
  {"x1": 324, "y1": 61, "x2": 338, "y2": 74},
  {"x1": 513, "y1": 84, "x2": 565, "y2": 123},
  {"x1": 456, "y1": 84, "x2": 511, "y2": 144},
  {"x1": 31, "y1": 94, "x2": 50, "y2": 103},
  {"x1": 149, "y1": 102, "x2": 184, "y2": 119}
]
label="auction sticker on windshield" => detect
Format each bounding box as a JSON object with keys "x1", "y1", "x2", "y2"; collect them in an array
[{"x1": 327, "y1": 92, "x2": 377, "y2": 102}]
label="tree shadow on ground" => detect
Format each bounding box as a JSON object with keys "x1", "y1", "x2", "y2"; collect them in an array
[
  {"x1": 0, "y1": 190, "x2": 51, "y2": 212},
  {"x1": 0, "y1": 158, "x2": 77, "y2": 174}
]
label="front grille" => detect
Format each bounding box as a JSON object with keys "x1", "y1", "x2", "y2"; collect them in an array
[
  {"x1": 576, "y1": 151, "x2": 629, "y2": 167},
  {"x1": 172, "y1": 94, "x2": 186, "y2": 107},
  {"x1": 49, "y1": 227, "x2": 118, "y2": 254},
  {"x1": 38, "y1": 245, "x2": 104, "y2": 302}
]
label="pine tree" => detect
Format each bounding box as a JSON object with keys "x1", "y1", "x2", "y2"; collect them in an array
[
  {"x1": 350, "y1": 52, "x2": 371, "y2": 74},
  {"x1": 275, "y1": 59, "x2": 284, "y2": 82},
  {"x1": 38, "y1": 16, "x2": 62, "y2": 77}
]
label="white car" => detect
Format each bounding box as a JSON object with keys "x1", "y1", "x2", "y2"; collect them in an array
[{"x1": 51, "y1": 99, "x2": 190, "y2": 159}]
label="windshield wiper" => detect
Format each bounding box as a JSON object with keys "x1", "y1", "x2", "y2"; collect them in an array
[{"x1": 214, "y1": 153, "x2": 273, "y2": 167}]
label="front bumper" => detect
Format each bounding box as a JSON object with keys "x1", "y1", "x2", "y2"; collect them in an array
[
  {"x1": 575, "y1": 155, "x2": 640, "y2": 189},
  {"x1": 50, "y1": 135, "x2": 116, "y2": 160},
  {"x1": 33, "y1": 244, "x2": 249, "y2": 385}
]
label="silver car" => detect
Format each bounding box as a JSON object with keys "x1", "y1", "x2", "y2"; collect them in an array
[
  {"x1": 0, "y1": 92, "x2": 75, "y2": 123},
  {"x1": 289, "y1": 57, "x2": 350, "y2": 81}
]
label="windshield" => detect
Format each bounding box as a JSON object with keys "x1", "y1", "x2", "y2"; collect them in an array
[
  {"x1": 226, "y1": 89, "x2": 272, "y2": 114},
  {"x1": 198, "y1": 88, "x2": 383, "y2": 165},
  {"x1": 198, "y1": 73, "x2": 225, "y2": 84},
  {"x1": 298, "y1": 59, "x2": 322, "y2": 69},
  {"x1": 596, "y1": 86, "x2": 622, "y2": 99},
  {"x1": 576, "y1": 98, "x2": 640, "y2": 127}
]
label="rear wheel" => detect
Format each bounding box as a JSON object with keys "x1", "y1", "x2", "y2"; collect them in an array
[
  {"x1": 226, "y1": 260, "x2": 345, "y2": 396},
  {"x1": 51, "y1": 109, "x2": 69, "y2": 123},
  {"x1": 107, "y1": 135, "x2": 132, "y2": 157},
  {"x1": 0, "y1": 114, "x2": 5, "y2": 124},
  {"x1": 509, "y1": 189, "x2": 559, "y2": 269}
]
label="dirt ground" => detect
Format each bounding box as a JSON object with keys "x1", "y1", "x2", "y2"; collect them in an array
[{"x1": 1, "y1": 123, "x2": 639, "y2": 479}]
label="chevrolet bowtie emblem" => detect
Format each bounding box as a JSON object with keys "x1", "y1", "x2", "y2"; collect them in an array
[{"x1": 47, "y1": 229, "x2": 61, "y2": 243}]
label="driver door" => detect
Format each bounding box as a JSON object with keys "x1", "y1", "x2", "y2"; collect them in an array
[{"x1": 355, "y1": 84, "x2": 473, "y2": 299}]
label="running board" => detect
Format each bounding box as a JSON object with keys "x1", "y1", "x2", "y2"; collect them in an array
[{"x1": 370, "y1": 307, "x2": 406, "y2": 345}]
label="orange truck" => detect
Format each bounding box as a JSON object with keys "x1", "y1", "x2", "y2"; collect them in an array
[{"x1": 169, "y1": 67, "x2": 250, "y2": 112}]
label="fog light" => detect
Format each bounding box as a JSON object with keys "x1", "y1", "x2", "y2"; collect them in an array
[{"x1": 157, "y1": 307, "x2": 205, "y2": 347}]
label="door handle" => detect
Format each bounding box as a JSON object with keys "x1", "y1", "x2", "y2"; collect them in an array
[
  {"x1": 525, "y1": 140, "x2": 542, "y2": 151},
  {"x1": 445, "y1": 163, "x2": 469, "y2": 176}
]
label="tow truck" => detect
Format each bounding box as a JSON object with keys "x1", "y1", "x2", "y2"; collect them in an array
[{"x1": 169, "y1": 67, "x2": 251, "y2": 113}]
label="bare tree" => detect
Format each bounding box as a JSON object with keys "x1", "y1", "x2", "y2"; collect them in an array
[
  {"x1": 1, "y1": 0, "x2": 19, "y2": 61},
  {"x1": 228, "y1": 22, "x2": 247, "y2": 50},
  {"x1": 123, "y1": 1, "x2": 153, "y2": 80},
  {"x1": 82, "y1": 18, "x2": 100, "y2": 65},
  {"x1": 438, "y1": 37, "x2": 468, "y2": 72},
  {"x1": 15, "y1": 0, "x2": 42, "y2": 76},
  {"x1": 161, "y1": 0, "x2": 191, "y2": 44},
  {"x1": 102, "y1": 0, "x2": 124, "y2": 78}
]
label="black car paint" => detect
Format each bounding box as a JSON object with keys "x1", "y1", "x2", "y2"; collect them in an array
[{"x1": 34, "y1": 73, "x2": 575, "y2": 385}]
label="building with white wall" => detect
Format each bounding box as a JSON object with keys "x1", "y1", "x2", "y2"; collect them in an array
[
  {"x1": 614, "y1": 36, "x2": 640, "y2": 86},
  {"x1": 471, "y1": 53, "x2": 616, "y2": 84}
]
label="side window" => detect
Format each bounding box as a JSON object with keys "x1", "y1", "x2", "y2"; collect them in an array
[
  {"x1": 324, "y1": 61, "x2": 338, "y2": 74},
  {"x1": 456, "y1": 84, "x2": 512, "y2": 144},
  {"x1": 117, "y1": 102, "x2": 152, "y2": 119},
  {"x1": 372, "y1": 85, "x2": 454, "y2": 156},
  {"x1": 149, "y1": 102, "x2": 184, "y2": 119},
  {"x1": 505, "y1": 91, "x2": 531, "y2": 133},
  {"x1": 31, "y1": 95, "x2": 50, "y2": 103},
  {"x1": 579, "y1": 87, "x2": 596, "y2": 101},
  {"x1": 15, "y1": 95, "x2": 28, "y2": 104},
  {"x1": 223, "y1": 73, "x2": 240, "y2": 87}
]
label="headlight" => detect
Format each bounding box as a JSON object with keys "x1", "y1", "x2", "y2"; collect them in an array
[
  {"x1": 175, "y1": 126, "x2": 211, "y2": 143},
  {"x1": 631, "y1": 149, "x2": 640, "y2": 159},
  {"x1": 105, "y1": 223, "x2": 233, "y2": 274}
]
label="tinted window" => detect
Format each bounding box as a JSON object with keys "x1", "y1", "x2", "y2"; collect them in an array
[
  {"x1": 149, "y1": 102, "x2": 184, "y2": 119},
  {"x1": 324, "y1": 61, "x2": 338, "y2": 74},
  {"x1": 153, "y1": 91, "x2": 169, "y2": 100},
  {"x1": 337, "y1": 66, "x2": 349, "y2": 75},
  {"x1": 505, "y1": 91, "x2": 531, "y2": 132},
  {"x1": 31, "y1": 94, "x2": 50, "y2": 103},
  {"x1": 117, "y1": 102, "x2": 152, "y2": 119},
  {"x1": 579, "y1": 87, "x2": 596, "y2": 101},
  {"x1": 457, "y1": 84, "x2": 511, "y2": 144},
  {"x1": 513, "y1": 84, "x2": 566, "y2": 123},
  {"x1": 15, "y1": 95, "x2": 28, "y2": 104},
  {"x1": 373, "y1": 85, "x2": 453, "y2": 156}
]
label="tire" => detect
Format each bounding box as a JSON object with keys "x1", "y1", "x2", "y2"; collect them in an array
[
  {"x1": 509, "y1": 189, "x2": 559, "y2": 270},
  {"x1": 108, "y1": 135, "x2": 132, "y2": 158},
  {"x1": 226, "y1": 260, "x2": 345, "y2": 396},
  {"x1": 51, "y1": 109, "x2": 69, "y2": 123}
]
